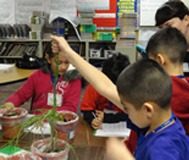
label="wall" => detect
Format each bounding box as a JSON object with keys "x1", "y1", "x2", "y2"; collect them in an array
[{"x1": 183, "y1": 0, "x2": 189, "y2": 8}]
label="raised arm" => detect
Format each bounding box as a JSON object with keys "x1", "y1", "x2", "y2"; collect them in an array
[{"x1": 51, "y1": 36, "x2": 123, "y2": 110}]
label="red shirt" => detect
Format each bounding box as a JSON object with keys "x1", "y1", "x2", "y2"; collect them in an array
[
  {"x1": 80, "y1": 84, "x2": 122, "y2": 112},
  {"x1": 6, "y1": 70, "x2": 81, "y2": 114}
]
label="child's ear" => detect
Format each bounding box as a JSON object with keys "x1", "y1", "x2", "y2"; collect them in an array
[
  {"x1": 142, "y1": 102, "x2": 154, "y2": 119},
  {"x1": 157, "y1": 54, "x2": 165, "y2": 65},
  {"x1": 183, "y1": 15, "x2": 189, "y2": 21},
  {"x1": 45, "y1": 54, "x2": 51, "y2": 64}
]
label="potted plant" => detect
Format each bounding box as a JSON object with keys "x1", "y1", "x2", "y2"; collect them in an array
[
  {"x1": 0, "y1": 53, "x2": 79, "y2": 159},
  {"x1": 31, "y1": 138, "x2": 69, "y2": 160},
  {"x1": 0, "y1": 108, "x2": 28, "y2": 139},
  {"x1": 54, "y1": 111, "x2": 79, "y2": 143}
]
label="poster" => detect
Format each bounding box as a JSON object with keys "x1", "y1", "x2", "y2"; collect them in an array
[{"x1": 116, "y1": 0, "x2": 140, "y2": 29}]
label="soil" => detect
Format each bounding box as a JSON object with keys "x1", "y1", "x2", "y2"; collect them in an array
[
  {"x1": 45, "y1": 146, "x2": 66, "y2": 153},
  {"x1": 4, "y1": 111, "x2": 20, "y2": 117}
]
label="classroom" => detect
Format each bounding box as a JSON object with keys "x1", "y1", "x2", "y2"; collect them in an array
[{"x1": 0, "y1": 0, "x2": 189, "y2": 159}]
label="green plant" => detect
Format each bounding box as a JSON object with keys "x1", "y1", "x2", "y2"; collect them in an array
[
  {"x1": 0, "y1": 52, "x2": 92, "y2": 159},
  {"x1": 0, "y1": 53, "x2": 80, "y2": 159}
]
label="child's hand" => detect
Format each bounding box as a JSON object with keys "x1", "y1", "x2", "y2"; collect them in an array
[
  {"x1": 91, "y1": 118, "x2": 102, "y2": 129},
  {"x1": 105, "y1": 137, "x2": 135, "y2": 160},
  {"x1": 95, "y1": 110, "x2": 104, "y2": 120},
  {"x1": 51, "y1": 36, "x2": 72, "y2": 57}
]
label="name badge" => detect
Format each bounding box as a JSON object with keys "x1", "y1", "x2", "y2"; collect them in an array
[{"x1": 47, "y1": 93, "x2": 62, "y2": 107}]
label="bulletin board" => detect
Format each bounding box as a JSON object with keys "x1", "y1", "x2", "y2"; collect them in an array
[{"x1": 116, "y1": 0, "x2": 140, "y2": 30}]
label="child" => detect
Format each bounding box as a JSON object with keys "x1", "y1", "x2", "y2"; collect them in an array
[
  {"x1": 125, "y1": 26, "x2": 189, "y2": 154},
  {"x1": 155, "y1": 0, "x2": 189, "y2": 47},
  {"x1": 147, "y1": 26, "x2": 189, "y2": 134},
  {"x1": 51, "y1": 35, "x2": 189, "y2": 160},
  {"x1": 3, "y1": 42, "x2": 82, "y2": 115},
  {"x1": 155, "y1": 0, "x2": 189, "y2": 76},
  {"x1": 80, "y1": 53, "x2": 130, "y2": 129}
]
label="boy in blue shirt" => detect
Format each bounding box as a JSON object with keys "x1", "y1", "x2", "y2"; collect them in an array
[{"x1": 51, "y1": 35, "x2": 189, "y2": 159}]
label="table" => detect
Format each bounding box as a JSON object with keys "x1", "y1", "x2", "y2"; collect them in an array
[
  {"x1": 0, "y1": 117, "x2": 107, "y2": 160},
  {"x1": 0, "y1": 65, "x2": 36, "y2": 84}
]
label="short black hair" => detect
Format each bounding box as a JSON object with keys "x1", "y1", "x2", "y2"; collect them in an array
[
  {"x1": 155, "y1": 0, "x2": 189, "y2": 26},
  {"x1": 102, "y1": 53, "x2": 130, "y2": 84},
  {"x1": 146, "y1": 27, "x2": 187, "y2": 64},
  {"x1": 116, "y1": 59, "x2": 172, "y2": 110}
]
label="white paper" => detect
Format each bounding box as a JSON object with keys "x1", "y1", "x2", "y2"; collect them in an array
[
  {"x1": 140, "y1": 0, "x2": 168, "y2": 26},
  {"x1": 94, "y1": 121, "x2": 131, "y2": 137},
  {"x1": 24, "y1": 114, "x2": 51, "y2": 134},
  {"x1": 50, "y1": 0, "x2": 77, "y2": 17},
  {"x1": 0, "y1": 0, "x2": 15, "y2": 24},
  {"x1": 15, "y1": 0, "x2": 45, "y2": 24},
  {"x1": 0, "y1": 63, "x2": 14, "y2": 71},
  {"x1": 25, "y1": 122, "x2": 51, "y2": 134},
  {"x1": 78, "y1": 0, "x2": 109, "y2": 10}
]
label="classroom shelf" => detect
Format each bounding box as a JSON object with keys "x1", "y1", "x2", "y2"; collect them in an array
[{"x1": 0, "y1": 39, "x2": 117, "y2": 65}]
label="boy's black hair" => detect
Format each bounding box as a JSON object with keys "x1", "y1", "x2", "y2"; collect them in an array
[
  {"x1": 102, "y1": 53, "x2": 130, "y2": 84},
  {"x1": 117, "y1": 59, "x2": 172, "y2": 110},
  {"x1": 155, "y1": 0, "x2": 189, "y2": 26},
  {"x1": 146, "y1": 27, "x2": 187, "y2": 64}
]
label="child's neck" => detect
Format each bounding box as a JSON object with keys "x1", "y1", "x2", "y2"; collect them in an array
[
  {"x1": 165, "y1": 64, "x2": 184, "y2": 76},
  {"x1": 165, "y1": 64, "x2": 188, "y2": 82},
  {"x1": 145, "y1": 109, "x2": 174, "y2": 136}
]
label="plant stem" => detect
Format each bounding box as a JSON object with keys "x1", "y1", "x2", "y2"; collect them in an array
[
  {"x1": 53, "y1": 53, "x2": 59, "y2": 110},
  {"x1": 50, "y1": 52, "x2": 59, "y2": 151}
]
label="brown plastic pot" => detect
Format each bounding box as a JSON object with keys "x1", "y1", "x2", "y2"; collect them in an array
[
  {"x1": 53, "y1": 111, "x2": 79, "y2": 143},
  {"x1": 31, "y1": 138, "x2": 70, "y2": 160},
  {"x1": 7, "y1": 153, "x2": 42, "y2": 160},
  {"x1": 0, "y1": 108, "x2": 28, "y2": 139}
]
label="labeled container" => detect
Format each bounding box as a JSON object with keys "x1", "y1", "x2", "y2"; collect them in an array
[{"x1": 53, "y1": 111, "x2": 79, "y2": 144}]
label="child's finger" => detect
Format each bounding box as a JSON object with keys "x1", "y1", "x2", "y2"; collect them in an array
[{"x1": 97, "y1": 116, "x2": 103, "y2": 122}]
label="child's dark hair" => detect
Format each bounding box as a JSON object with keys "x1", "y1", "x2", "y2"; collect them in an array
[
  {"x1": 117, "y1": 59, "x2": 172, "y2": 110},
  {"x1": 146, "y1": 27, "x2": 187, "y2": 64},
  {"x1": 102, "y1": 53, "x2": 130, "y2": 84},
  {"x1": 40, "y1": 42, "x2": 55, "y2": 73},
  {"x1": 155, "y1": 0, "x2": 189, "y2": 26}
]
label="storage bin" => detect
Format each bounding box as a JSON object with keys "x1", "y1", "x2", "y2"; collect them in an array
[
  {"x1": 80, "y1": 24, "x2": 96, "y2": 33},
  {"x1": 96, "y1": 32, "x2": 113, "y2": 41}
]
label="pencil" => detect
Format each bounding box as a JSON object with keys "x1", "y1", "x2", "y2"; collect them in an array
[{"x1": 92, "y1": 112, "x2": 97, "y2": 119}]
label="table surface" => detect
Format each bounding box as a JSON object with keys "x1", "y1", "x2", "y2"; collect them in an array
[
  {"x1": 0, "y1": 66, "x2": 36, "y2": 84},
  {"x1": 0, "y1": 117, "x2": 107, "y2": 160}
]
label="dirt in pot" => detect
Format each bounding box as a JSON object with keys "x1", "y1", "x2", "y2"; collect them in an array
[
  {"x1": 55, "y1": 113, "x2": 75, "y2": 122},
  {"x1": 3, "y1": 111, "x2": 20, "y2": 117},
  {"x1": 36, "y1": 139, "x2": 68, "y2": 154}
]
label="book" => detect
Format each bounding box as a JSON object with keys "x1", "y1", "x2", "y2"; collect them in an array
[{"x1": 94, "y1": 121, "x2": 131, "y2": 137}]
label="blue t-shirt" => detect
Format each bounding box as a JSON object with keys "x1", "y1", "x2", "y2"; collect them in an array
[{"x1": 126, "y1": 116, "x2": 189, "y2": 160}]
